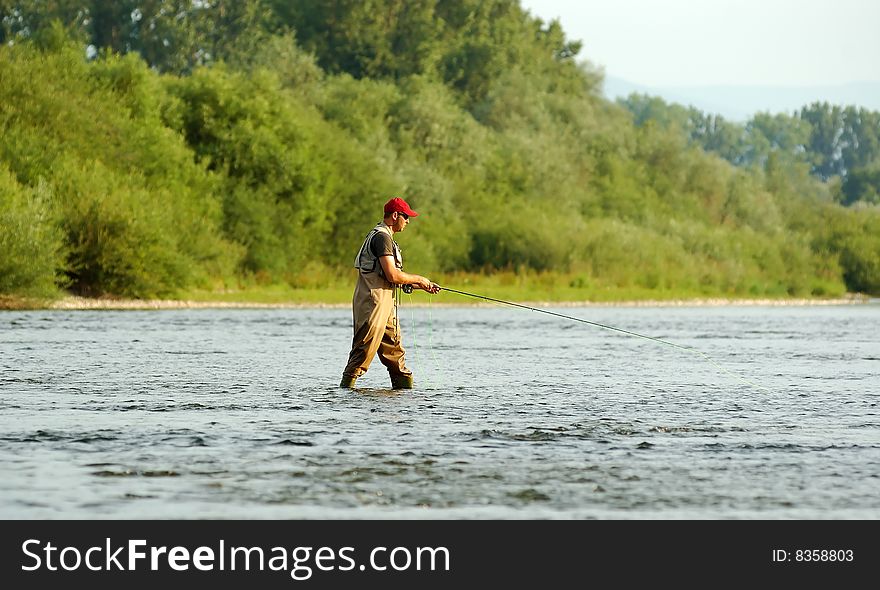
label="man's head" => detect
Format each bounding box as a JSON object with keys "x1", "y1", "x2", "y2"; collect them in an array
[{"x1": 383, "y1": 197, "x2": 418, "y2": 233}]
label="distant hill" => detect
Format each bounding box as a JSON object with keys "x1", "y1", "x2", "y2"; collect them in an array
[{"x1": 603, "y1": 75, "x2": 880, "y2": 121}]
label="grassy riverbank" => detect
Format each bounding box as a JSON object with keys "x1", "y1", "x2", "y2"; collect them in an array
[{"x1": 1, "y1": 272, "x2": 870, "y2": 310}]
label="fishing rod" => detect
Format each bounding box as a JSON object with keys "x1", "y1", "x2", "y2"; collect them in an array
[{"x1": 439, "y1": 286, "x2": 771, "y2": 392}]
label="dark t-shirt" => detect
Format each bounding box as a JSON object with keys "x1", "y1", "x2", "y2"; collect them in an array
[{"x1": 369, "y1": 231, "x2": 395, "y2": 258}]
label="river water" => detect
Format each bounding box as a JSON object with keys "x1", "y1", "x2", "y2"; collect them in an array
[{"x1": 1, "y1": 302, "x2": 878, "y2": 519}]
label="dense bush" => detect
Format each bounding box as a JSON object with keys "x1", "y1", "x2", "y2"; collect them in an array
[
  {"x1": 0, "y1": 166, "x2": 64, "y2": 297},
  {"x1": 0, "y1": 38, "x2": 239, "y2": 297}
]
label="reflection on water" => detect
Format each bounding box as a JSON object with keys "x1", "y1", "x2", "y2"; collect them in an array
[{"x1": 1, "y1": 303, "x2": 878, "y2": 518}]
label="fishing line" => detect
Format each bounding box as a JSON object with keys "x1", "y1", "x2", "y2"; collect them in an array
[
  {"x1": 403, "y1": 290, "x2": 445, "y2": 389},
  {"x1": 440, "y1": 286, "x2": 771, "y2": 393},
  {"x1": 425, "y1": 294, "x2": 447, "y2": 388},
  {"x1": 404, "y1": 291, "x2": 428, "y2": 388}
]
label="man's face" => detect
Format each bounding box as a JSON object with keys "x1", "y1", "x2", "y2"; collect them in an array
[{"x1": 391, "y1": 211, "x2": 410, "y2": 232}]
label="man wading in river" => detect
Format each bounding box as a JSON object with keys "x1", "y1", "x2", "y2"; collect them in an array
[{"x1": 340, "y1": 197, "x2": 440, "y2": 389}]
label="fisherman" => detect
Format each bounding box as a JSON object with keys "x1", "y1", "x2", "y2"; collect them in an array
[{"x1": 340, "y1": 197, "x2": 440, "y2": 389}]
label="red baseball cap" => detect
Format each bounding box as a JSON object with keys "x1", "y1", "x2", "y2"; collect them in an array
[{"x1": 384, "y1": 197, "x2": 419, "y2": 217}]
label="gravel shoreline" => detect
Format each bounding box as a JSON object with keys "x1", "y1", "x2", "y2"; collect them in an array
[{"x1": 34, "y1": 293, "x2": 873, "y2": 310}]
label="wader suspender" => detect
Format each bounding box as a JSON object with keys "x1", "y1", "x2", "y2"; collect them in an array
[
  {"x1": 354, "y1": 224, "x2": 402, "y2": 277},
  {"x1": 394, "y1": 280, "x2": 400, "y2": 333}
]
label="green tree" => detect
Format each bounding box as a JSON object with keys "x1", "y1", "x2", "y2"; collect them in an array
[
  {"x1": 1, "y1": 1, "x2": 279, "y2": 73},
  {"x1": 270, "y1": 0, "x2": 444, "y2": 80},
  {"x1": 744, "y1": 112, "x2": 811, "y2": 168},
  {"x1": 841, "y1": 162, "x2": 880, "y2": 205}
]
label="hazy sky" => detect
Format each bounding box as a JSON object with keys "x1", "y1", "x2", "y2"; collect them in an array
[{"x1": 518, "y1": 0, "x2": 880, "y2": 87}]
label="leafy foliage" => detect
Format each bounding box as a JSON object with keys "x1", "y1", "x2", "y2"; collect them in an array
[
  {"x1": 0, "y1": 34, "x2": 239, "y2": 297},
  {"x1": 1, "y1": 3, "x2": 877, "y2": 299},
  {"x1": 0, "y1": 165, "x2": 65, "y2": 296}
]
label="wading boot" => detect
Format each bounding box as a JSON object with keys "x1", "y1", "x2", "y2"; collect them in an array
[
  {"x1": 339, "y1": 374, "x2": 358, "y2": 388},
  {"x1": 390, "y1": 374, "x2": 414, "y2": 390}
]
